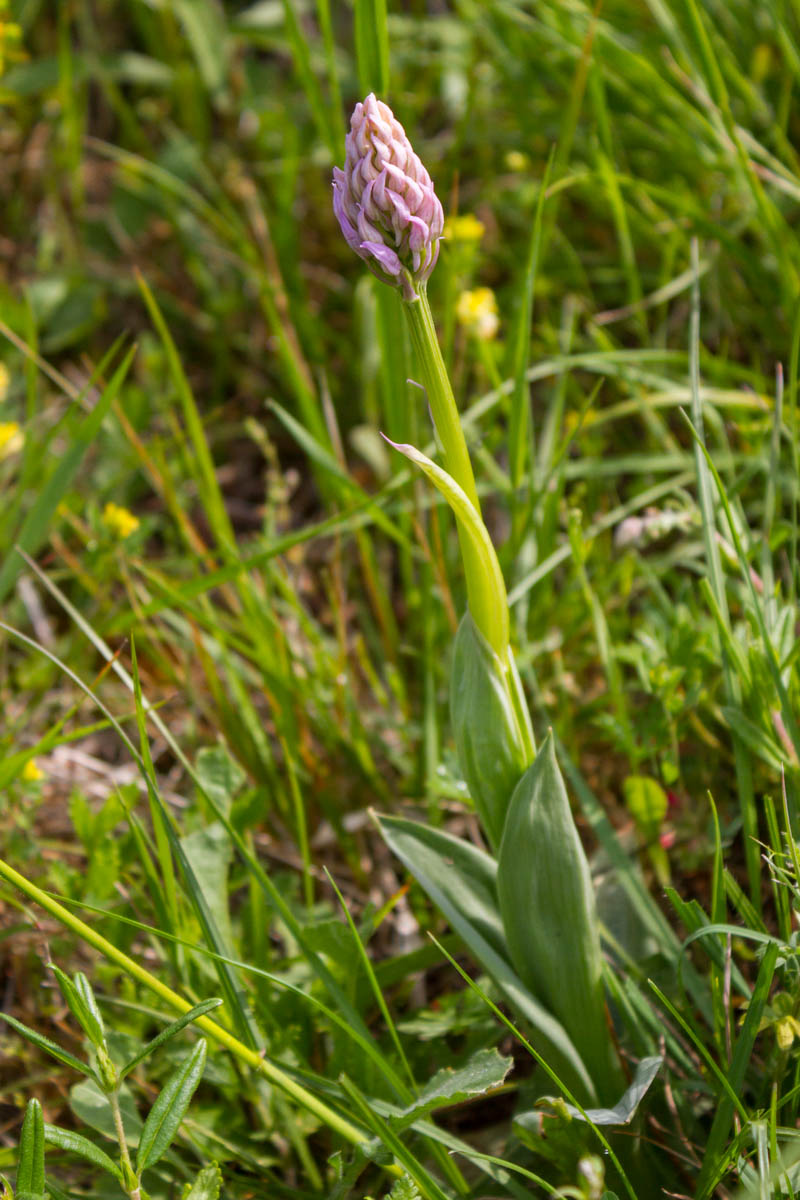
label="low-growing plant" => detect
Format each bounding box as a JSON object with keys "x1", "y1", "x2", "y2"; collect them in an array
[{"x1": 2, "y1": 966, "x2": 220, "y2": 1200}]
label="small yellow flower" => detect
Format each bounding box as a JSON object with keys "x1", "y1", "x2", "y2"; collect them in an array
[
  {"x1": 0, "y1": 420, "x2": 22, "y2": 459},
  {"x1": 103, "y1": 502, "x2": 140, "y2": 540},
  {"x1": 504, "y1": 150, "x2": 530, "y2": 172},
  {"x1": 22, "y1": 759, "x2": 43, "y2": 782},
  {"x1": 456, "y1": 288, "x2": 500, "y2": 341},
  {"x1": 444, "y1": 213, "x2": 485, "y2": 244}
]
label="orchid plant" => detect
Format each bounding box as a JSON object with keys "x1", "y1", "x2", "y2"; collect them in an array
[{"x1": 332, "y1": 93, "x2": 662, "y2": 1179}]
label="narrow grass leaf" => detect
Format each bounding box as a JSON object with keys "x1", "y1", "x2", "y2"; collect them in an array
[
  {"x1": 354, "y1": 0, "x2": 389, "y2": 96},
  {"x1": 0, "y1": 343, "x2": 134, "y2": 603},
  {"x1": 508, "y1": 151, "x2": 553, "y2": 505},
  {"x1": 695, "y1": 941, "x2": 780, "y2": 1198},
  {"x1": 338, "y1": 1076, "x2": 450, "y2": 1200},
  {"x1": 120, "y1": 999, "x2": 223, "y2": 1080}
]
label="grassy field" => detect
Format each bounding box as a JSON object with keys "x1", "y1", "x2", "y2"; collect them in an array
[{"x1": 2, "y1": 1, "x2": 800, "y2": 1196}]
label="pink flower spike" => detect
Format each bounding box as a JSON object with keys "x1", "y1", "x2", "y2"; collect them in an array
[{"x1": 332, "y1": 95, "x2": 444, "y2": 301}]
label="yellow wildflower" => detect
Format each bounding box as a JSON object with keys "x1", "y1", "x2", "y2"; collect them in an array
[
  {"x1": 103, "y1": 502, "x2": 140, "y2": 539},
  {"x1": 504, "y1": 150, "x2": 530, "y2": 172},
  {"x1": 22, "y1": 759, "x2": 43, "y2": 782},
  {"x1": 0, "y1": 420, "x2": 22, "y2": 459},
  {"x1": 444, "y1": 214, "x2": 485, "y2": 245},
  {"x1": 456, "y1": 288, "x2": 500, "y2": 341}
]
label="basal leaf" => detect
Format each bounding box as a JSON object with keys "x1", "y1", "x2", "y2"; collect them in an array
[{"x1": 376, "y1": 812, "x2": 597, "y2": 1104}]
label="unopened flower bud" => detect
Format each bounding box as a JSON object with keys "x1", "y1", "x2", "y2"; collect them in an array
[{"x1": 333, "y1": 94, "x2": 444, "y2": 301}]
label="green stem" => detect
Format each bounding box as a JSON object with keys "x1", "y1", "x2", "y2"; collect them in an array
[
  {"x1": 108, "y1": 1089, "x2": 140, "y2": 1200},
  {"x1": 0, "y1": 857, "x2": 369, "y2": 1151},
  {"x1": 403, "y1": 288, "x2": 496, "y2": 649},
  {"x1": 403, "y1": 288, "x2": 480, "y2": 512}
]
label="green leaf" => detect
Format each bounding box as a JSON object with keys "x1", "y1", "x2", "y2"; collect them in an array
[
  {"x1": 49, "y1": 966, "x2": 106, "y2": 1049},
  {"x1": 0, "y1": 343, "x2": 135, "y2": 603},
  {"x1": 120, "y1": 999, "x2": 223, "y2": 1080},
  {"x1": 721, "y1": 707, "x2": 789, "y2": 773},
  {"x1": 179, "y1": 823, "x2": 234, "y2": 951},
  {"x1": 17, "y1": 1099, "x2": 45, "y2": 1197},
  {"x1": 551, "y1": 1055, "x2": 662, "y2": 1125},
  {"x1": 382, "y1": 438, "x2": 509, "y2": 655},
  {"x1": 622, "y1": 776, "x2": 668, "y2": 842},
  {"x1": 385, "y1": 1175, "x2": 420, "y2": 1200},
  {"x1": 172, "y1": 0, "x2": 229, "y2": 91},
  {"x1": 496, "y1": 732, "x2": 621, "y2": 1103},
  {"x1": 43, "y1": 1125, "x2": 123, "y2": 1182},
  {"x1": 695, "y1": 942, "x2": 779, "y2": 1198},
  {"x1": 182, "y1": 1162, "x2": 223, "y2": 1200},
  {"x1": 137, "y1": 1039, "x2": 207, "y2": 1174},
  {"x1": 70, "y1": 1080, "x2": 142, "y2": 1146},
  {"x1": 376, "y1": 812, "x2": 597, "y2": 1104},
  {"x1": 450, "y1": 612, "x2": 533, "y2": 850},
  {"x1": 354, "y1": 0, "x2": 389, "y2": 95},
  {"x1": 1, "y1": 1013, "x2": 96, "y2": 1081},
  {"x1": 195, "y1": 747, "x2": 245, "y2": 819},
  {"x1": 395, "y1": 1049, "x2": 512, "y2": 1129}
]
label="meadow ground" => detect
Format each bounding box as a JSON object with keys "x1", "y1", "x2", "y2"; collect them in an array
[{"x1": 2, "y1": 2, "x2": 800, "y2": 1197}]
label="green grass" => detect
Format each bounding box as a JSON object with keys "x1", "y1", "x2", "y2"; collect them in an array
[{"x1": 3, "y1": 0, "x2": 800, "y2": 1196}]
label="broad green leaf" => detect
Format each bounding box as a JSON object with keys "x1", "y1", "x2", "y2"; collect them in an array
[
  {"x1": 195, "y1": 747, "x2": 245, "y2": 819},
  {"x1": 2, "y1": 1014, "x2": 95, "y2": 1081},
  {"x1": 180, "y1": 823, "x2": 234, "y2": 951},
  {"x1": 450, "y1": 612, "x2": 533, "y2": 850},
  {"x1": 182, "y1": 1162, "x2": 222, "y2": 1200},
  {"x1": 376, "y1": 812, "x2": 597, "y2": 1104},
  {"x1": 17, "y1": 1099, "x2": 45, "y2": 1197},
  {"x1": 395, "y1": 1049, "x2": 512, "y2": 1129},
  {"x1": 120, "y1": 999, "x2": 222, "y2": 1080},
  {"x1": 70, "y1": 1080, "x2": 142, "y2": 1146},
  {"x1": 137, "y1": 1039, "x2": 207, "y2": 1173},
  {"x1": 497, "y1": 732, "x2": 622, "y2": 1103},
  {"x1": 43, "y1": 1125, "x2": 122, "y2": 1181}
]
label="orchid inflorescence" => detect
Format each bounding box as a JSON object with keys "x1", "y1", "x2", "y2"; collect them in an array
[{"x1": 333, "y1": 93, "x2": 444, "y2": 302}]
